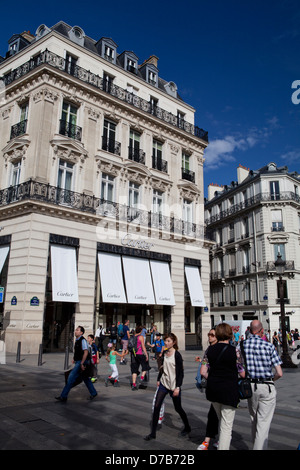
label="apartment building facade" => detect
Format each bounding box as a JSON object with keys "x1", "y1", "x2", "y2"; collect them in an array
[
  {"x1": 0, "y1": 22, "x2": 211, "y2": 354},
  {"x1": 205, "y1": 163, "x2": 300, "y2": 335}
]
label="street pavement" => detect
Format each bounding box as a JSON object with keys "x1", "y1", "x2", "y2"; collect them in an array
[{"x1": 0, "y1": 347, "x2": 299, "y2": 453}]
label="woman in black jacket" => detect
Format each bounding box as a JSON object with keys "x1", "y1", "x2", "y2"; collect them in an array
[{"x1": 144, "y1": 333, "x2": 191, "y2": 441}]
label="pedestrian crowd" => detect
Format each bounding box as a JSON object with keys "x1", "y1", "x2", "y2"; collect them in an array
[{"x1": 55, "y1": 320, "x2": 299, "y2": 450}]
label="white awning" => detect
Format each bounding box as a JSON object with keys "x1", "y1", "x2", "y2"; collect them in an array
[
  {"x1": 122, "y1": 256, "x2": 155, "y2": 304},
  {"x1": 51, "y1": 245, "x2": 79, "y2": 302},
  {"x1": 184, "y1": 265, "x2": 206, "y2": 307},
  {"x1": 0, "y1": 246, "x2": 9, "y2": 274},
  {"x1": 150, "y1": 260, "x2": 175, "y2": 306},
  {"x1": 98, "y1": 252, "x2": 127, "y2": 303}
]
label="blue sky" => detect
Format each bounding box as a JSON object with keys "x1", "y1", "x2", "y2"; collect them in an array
[{"x1": 1, "y1": 0, "x2": 299, "y2": 196}]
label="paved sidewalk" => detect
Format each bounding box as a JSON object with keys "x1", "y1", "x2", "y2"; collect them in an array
[{"x1": 0, "y1": 348, "x2": 299, "y2": 451}]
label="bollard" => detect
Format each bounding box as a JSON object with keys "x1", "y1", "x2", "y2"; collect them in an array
[
  {"x1": 64, "y1": 346, "x2": 69, "y2": 370},
  {"x1": 16, "y1": 341, "x2": 21, "y2": 363},
  {"x1": 38, "y1": 344, "x2": 43, "y2": 366}
]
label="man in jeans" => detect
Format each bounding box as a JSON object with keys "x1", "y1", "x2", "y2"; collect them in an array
[
  {"x1": 241, "y1": 320, "x2": 283, "y2": 450},
  {"x1": 55, "y1": 326, "x2": 97, "y2": 402}
]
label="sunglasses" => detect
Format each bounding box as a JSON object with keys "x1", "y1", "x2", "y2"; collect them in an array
[{"x1": 208, "y1": 333, "x2": 216, "y2": 337}]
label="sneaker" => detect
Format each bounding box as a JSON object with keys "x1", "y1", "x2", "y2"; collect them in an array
[
  {"x1": 87, "y1": 394, "x2": 97, "y2": 400},
  {"x1": 197, "y1": 441, "x2": 209, "y2": 450},
  {"x1": 113, "y1": 381, "x2": 120, "y2": 387},
  {"x1": 131, "y1": 384, "x2": 138, "y2": 391},
  {"x1": 55, "y1": 396, "x2": 67, "y2": 402}
]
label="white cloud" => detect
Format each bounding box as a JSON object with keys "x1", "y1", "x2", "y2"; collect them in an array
[{"x1": 203, "y1": 116, "x2": 279, "y2": 171}]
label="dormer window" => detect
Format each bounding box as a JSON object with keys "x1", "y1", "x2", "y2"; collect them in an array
[
  {"x1": 148, "y1": 71, "x2": 157, "y2": 86},
  {"x1": 96, "y1": 38, "x2": 118, "y2": 65},
  {"x1": 104, "y1": 45, "x2": 115, "y2": 62},
  {"x1": 127, "y1": 59, "x2": 137, "y2": 73}
]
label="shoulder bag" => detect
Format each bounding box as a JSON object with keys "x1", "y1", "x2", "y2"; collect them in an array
[{"x1": 238, "y1": 341, "x2": 253, "y2": 399}]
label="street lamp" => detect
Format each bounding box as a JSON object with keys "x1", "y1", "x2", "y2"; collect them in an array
[{"x1": 274, "y1": 254, "x2": 297, "y2": 368}]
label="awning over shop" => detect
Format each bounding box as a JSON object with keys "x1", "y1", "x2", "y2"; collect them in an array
[
  {"x1": 0, "y1": 246, "x2": 9, "y2": 274},
  {"x1": 122, "y1": 256, "x2": 156, "y2": 305},
  {"x1": 184, "y1": 265, "x2": 206, "y2": 307},
  {"x1": 50, "y1": 245, "x2": 79, "y2": 302},
  {"x1": 98, "y1": 252, "x2": 127, "y2": 303},
  {"x1": 150, "y1": 260, "x2": 175, "y2": 306}
]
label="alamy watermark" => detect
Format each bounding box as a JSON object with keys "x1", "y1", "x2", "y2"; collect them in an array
[{"x1": 291, "y1": 80, "x2": 300, "y2": 104}]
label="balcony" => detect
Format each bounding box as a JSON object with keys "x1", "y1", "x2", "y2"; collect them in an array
[
  {"x1": 152, "y1": 156, "x2": 168, "y2": 173},
  {"x1": 181, "y1": 168, "x2": 195, "y2": 183},
  {"x1": 59, "y1": 120, "x2": 82, "y2": 141},
  {"x1": 102, "y1": 137, "x2": 121, "y2": 156},
  {"x1": 128, "y1": 147, "x2": 145, "y2": 164},
  {"x1": 0, "y1": 179, "x2": 213, "y2": 242},
  {"x1": 1, "y1": 49, "x2": 208, "y2": 143},
  {"x1": 10, "y1": 119, "x2": 27, "y2": 139}
]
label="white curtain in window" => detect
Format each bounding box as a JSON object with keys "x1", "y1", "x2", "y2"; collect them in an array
[
  {"x1": 184, "y1": 265, "x2": 206, "y2": 307},
  {"x1": 51, "y1": 245, "x2": 79, "y2": 302},
  {"x1": 0, "y1": 246, "x2": 9, "y2": 274},
  {"x1": 150, "y1": 260, "x2": 175, "y2": 306},
  {"x1": 122, "y1": 256, "x2": 155, "y2": 304},
  {"x1": 98, "y1": 253, "x2": 127, "y2": 303}
]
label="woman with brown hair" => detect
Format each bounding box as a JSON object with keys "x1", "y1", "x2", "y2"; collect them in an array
[
  {"x1": 200, "y1": 323, "x2": 245, "y2": 450},
  {"x1": 144, "y1": 333, "x2": 191, "y2": 441}
]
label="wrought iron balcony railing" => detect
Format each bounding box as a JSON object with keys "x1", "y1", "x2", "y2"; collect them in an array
[
  {"x1": 10, "y1": 119, "x2": 27, "y2": 139},
  {"x1": 0, "y1": 179, "x2": 213, "y2": 242},
  {"x1": 152, "y1": 156, "x2": 168, "y2": 173},
  {"x1": 59, "y1": 119, "x2": 82, "y2": 141},
  {"x1": 205, "y1": 192, "x2": 300, "y2": 225},
  {"x1": 102, "y1": 137, "x2": 121, "y2": 156},
  {"x1": 128, "y1": 147, "x2": 145, "y2": 164},
  {"x1": 181, "y1": 168, "x2": 195, "y2": 183},
  {"x1": 1, "y1": 49, "x2": 208, "y2": 142}
]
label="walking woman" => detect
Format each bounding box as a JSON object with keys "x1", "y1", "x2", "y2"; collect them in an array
[
  {"x1": 200, "y1": 323, "x2": 245, "y2": 450},
  {"x1": 144, "y1": 333, "x2": 191, "y2": 441}
]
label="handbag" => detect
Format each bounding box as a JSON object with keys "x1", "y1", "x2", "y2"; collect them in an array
[
  {"x1": 238, "y1": 341, "x2": 253, "y2": 400},
  {"x1": 195, "y1": 345, "x2": 228, "y2": 392}
]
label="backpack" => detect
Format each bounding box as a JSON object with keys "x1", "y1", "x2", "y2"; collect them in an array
[
  {"x1": 128, "y1": 335, "x2": 138, "y2": 355},
  {"x1": 118, "y1": 325, "x2": 124, "y2": 337}
]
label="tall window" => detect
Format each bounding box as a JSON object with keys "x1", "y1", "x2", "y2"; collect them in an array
[
  {"x1": 152, "y1": 139, "x2": 164, "y2": 171},
  {"x1": 129, "y1": 129, "x2": 143, "y2": 162},
  {"x1": 183, "y1": 198, "x2": 193, "y2": 224},
  {"x1": 152, "y1": 190, "x2": 163, "y2": 214},
  {"x1": 60, "y1": 102, "x2": 80, "y2": 140},
  {"x1": 65, "y1": 53, "x2": 77, "y2": 74},
  {"x1": 11, "y1": 160, "x2": 21, "y2": 186},
  {"x1": 103, "y1": 73, "x2": 114, "y2": 92},
  {"x1": 270, "y1": 181, "x2": 280, "y2": 200},
  {"x1": 57, "y1": 159, "x2": 74, "y2": 191},
  {"x1": 101, "y1": 173, "x2": 114, "y2": 202},
  {"x1": 20, "y1": 102, "x2": 29, "y2": 122},
  {"x1": 182, "y1": 153, "x2": 190, "y2": 171},
  {"x1": 271, "y1": 210, "x2": 283, "y2": 231},
  {"x1": 128, "y1": 182, "x2": 140, "y2": 219},
  {"x1": 102, "y1": 119, "x2": 120, "y2": 155},
  {"x1": 274, "y1": 243, "x2": 286, "y2": 261}
]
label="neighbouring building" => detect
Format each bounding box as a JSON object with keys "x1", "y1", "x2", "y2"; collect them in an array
[
  {"x1": 205, "y1": 162, "x2": 300, "y2": 335},
  {"x1": 0, "y1": 22, "x2": 212, "y2": 354}
]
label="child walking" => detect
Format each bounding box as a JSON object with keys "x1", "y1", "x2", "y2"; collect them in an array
[{"x1": 105, "y1": 343, "x2": 127, "y2": 387}]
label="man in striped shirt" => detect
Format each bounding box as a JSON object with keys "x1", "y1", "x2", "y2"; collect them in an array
[{"x1": 240, "y1": 320, "x2": 283, "y2": 450}]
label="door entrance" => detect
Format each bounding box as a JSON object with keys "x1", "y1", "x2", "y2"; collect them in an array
[{"x1": 43, "y1": 301, "x2": 75, "y2": 352}]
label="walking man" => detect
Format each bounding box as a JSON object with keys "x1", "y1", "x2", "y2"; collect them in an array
[
  {"x1": 240, "y1": 320, "x2": 283, "y2": 450},
  {"x1": 55, "y1": 326, "x2": 98, "y2": 402}
]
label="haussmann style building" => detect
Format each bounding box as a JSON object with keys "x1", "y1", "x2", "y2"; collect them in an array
[
  {"x1": 205, "y1": 163, "x2": 300, "y2": 335},
  {"x1": 0, "y1": 22, "x2": 212, "y2": 354}
]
